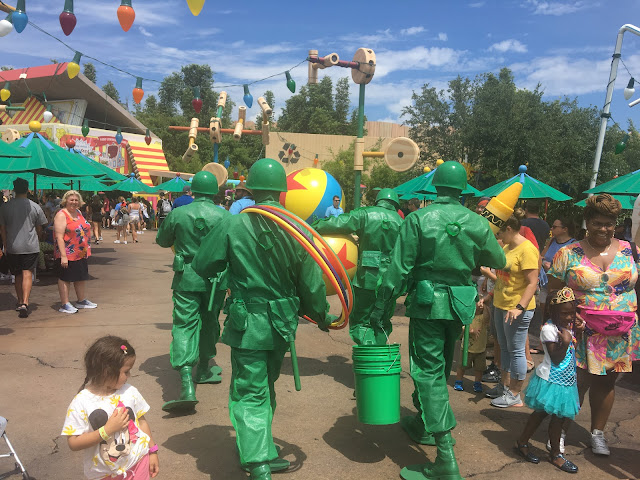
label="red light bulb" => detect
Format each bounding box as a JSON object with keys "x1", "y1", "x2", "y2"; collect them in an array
[
  {"x1": 66, "y1": 139, "x2": 76, "y2": 149},
  {"x1": 192, "y1": 97, "x2": 202, "y2": 113}
]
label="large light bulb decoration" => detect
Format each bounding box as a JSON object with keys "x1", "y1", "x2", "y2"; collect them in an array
[
  {"x1": 59, "y1": 0, "x2": 76, "y2": 36},
  {"x1": 186, "y1": 0, "x2": 205, "y2": 16},
  {"x1": 115, "y1": 127, "x2": 123, "y2": 145},
  {"x1": 0, "y1": 82, "x2": 10, "y2": 102},
  {"x1": 285, "y1": 71, "x2": 296, "y2": 93},
  {"x1": 624, "y1": 78, "x2": 635, "y2": 101},
  {"x1": 0, "y1": 13, "x2": 13, "y2": 37},
  {"x1": 117, "y1": 0, "x2": 135, "y2": 32},
  {"x1": 81, "y1": 118, "x2": 90, "y2": 137},
  {"x1": 145, "y1": 128, "x2": 152, "y2": 145},
  {"x1": 67, "y1": 51, "x2": 82, "y2": 79},
  {"x1": 12, "y1": 0, "x2": 28, "y2": 33},
  {"x1": 132, "y1": 77, "x2": 144, "y2": 104},
  {"x1": 243, "y1": 84, "x2": 253, "y2": 108},
  {"x1": 43, "y1": 105, "x2": 53, "y2": 123},
  {"x1": 192, "y1": 86, "x2": 203, "y2": 113}
]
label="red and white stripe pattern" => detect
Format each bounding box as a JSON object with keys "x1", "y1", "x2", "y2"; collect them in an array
[
  {"x1": 0, "y1": 96, "x2": 60, "y2": 125},
  {"x1": 127, "y1": 140, "x2": 169, "y2": 186}
]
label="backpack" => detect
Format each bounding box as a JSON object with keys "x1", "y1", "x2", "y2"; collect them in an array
[{"x1": 161, "y1": 199, "x2": 172, "y2": 215}]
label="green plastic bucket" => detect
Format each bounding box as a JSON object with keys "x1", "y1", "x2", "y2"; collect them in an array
[{"x1": 352, "y1": 344, "x2": 401, "y2": 425}]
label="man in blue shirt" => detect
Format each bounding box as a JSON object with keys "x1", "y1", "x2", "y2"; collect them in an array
[
  {"x1": 229, "y1": 182, "x2": 255, "y2": 215},
  {"x1": 324, "y1": 195, "x2": 343, "y2": 218},
  {"x1": 173, "y1": 185, "x2": 194, "y2": 209}
]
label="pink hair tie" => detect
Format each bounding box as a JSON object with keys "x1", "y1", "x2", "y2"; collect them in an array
[{"x1": 121, "y1": 345, "x2": 128, "y2": 354}]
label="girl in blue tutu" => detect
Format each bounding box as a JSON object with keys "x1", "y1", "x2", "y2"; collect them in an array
[{"x1": 515, "y1": 287, "x2": 584, "y2": 473}]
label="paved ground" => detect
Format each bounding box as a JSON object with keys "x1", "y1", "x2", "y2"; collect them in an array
[{"x1": 0, "y1": 230, "x2": 638, "y2": 480}]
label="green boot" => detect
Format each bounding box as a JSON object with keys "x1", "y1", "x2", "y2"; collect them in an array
[
  {"x1": 241, "y1": 446, "x2": 289, "y2": 472},
  {"x1": 194, "y1": 359, "x2": 222, "y2": 384},
  {"x1": 162, "y1": 366, "x2": 199, "y2": 412},
  {"x1": 401, "y1": 415, "x2": 456, "y2": 446},
  {"x1": 400, "y1": 431, "x2": 463, "y2": 480},
  {"x1": 249, "y1": 463, "x2": 271, "y2": 480}
]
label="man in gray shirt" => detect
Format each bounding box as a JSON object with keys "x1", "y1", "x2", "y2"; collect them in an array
[{"x1": 0, "y1": 178, "x2": 48, "y2": 318}]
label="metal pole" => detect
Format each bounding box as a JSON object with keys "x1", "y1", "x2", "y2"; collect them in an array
[
  {"x1": 589, "y1": 24, "x2": 640, "y2": 192},
  {"x1": 354, "y1": 84, "x2": 366, "y2": 209}
]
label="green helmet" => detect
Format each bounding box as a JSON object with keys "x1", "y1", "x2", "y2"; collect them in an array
[
  {"x1": 375, "y1": 188, "x2": 400, "y2": 209},
  {"x1": 246, "y1": 158, "x2": 288, "y2": 192},
  {"x1": 432, "y1": 161, "x2": 467, "y2": 191},
  {"x1": 190, "y1": 171, "x2": 219, "y2": 195}
]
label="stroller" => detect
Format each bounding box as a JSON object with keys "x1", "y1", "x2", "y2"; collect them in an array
[{"x1": 0, "y1": 417, "x2": 30, "y2": 479}]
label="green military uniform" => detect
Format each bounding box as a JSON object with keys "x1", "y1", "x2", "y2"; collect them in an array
[
  {"x1": 374, "y1": 162, "x2": 506, "y2": 480},
  {"x1": 192, "y1": 158, "x2": 329, "y2": 480},
  {"x1": 313, "y1": 189, "x2": 403, "y2": 345},
  {"x1": 156, "y1": 171, "x2": 230, "y2": 412}
]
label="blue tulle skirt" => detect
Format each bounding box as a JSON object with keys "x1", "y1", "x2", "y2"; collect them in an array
[{"x1": 524, "y1": 373, "x2": 580, "y2": 419}]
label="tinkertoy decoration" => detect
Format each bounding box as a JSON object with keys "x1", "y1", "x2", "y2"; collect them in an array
[
  {"x1": 132, "y1": 77, "x2": 144, "y2": 104},
  {"x1": 362, "y1": 137, "x2": 420, "y2": 172},
  {"x1": 0, "y1": 105, "x2": 25, "y2": 113},
  {"x1": 307, "y1": 47, "x2": 376, "y2": 208},
  {"x1": 233, "y1": 106, "x2": 246, "y2": 140},
  {"x1": 2, "y1": 128, "x2": 21, "y2": 143},
  {"x1": 183, "y1": 117, "x2": 199, "y2": 162},
  {"x1": 117, "y1": 0, "x2": 135, "y2": 32},
  {"x1": 257, "y1": 96, "x2": 271, "y2": 145},
  {"x1": 59, "y1": 0, "x2": 76, "y2": 35}
]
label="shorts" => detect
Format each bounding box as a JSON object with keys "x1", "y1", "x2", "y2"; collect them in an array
[
  {"x1": 55, "y1": 258, "x2": 89, "y2": 282},
  {"x1": 91, "y1": 213, "x2": 102, "y2": 222},
  {"x1": 117, "y1": 214, "x2": 130, "y2": 226},
  {"x1": 453, "y1": 339, "x2": 487, "y2": 372},
  {"x1": 7, "y1": 252, "x2": 39, "y2": 274}
]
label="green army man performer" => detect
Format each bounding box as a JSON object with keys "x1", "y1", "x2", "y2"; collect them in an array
[
  {"x1": 372, "y1": 161, "x2": 506, "y2": 480},
  {"x1": 313, "y1": 188, "x2": 403, "y2": 345},
  {"x1": 156, "y1": 171, "x2": 230, "y2": 412},
  {"x1": 193, "y1": 158, "x2": 331, "y2": 480}
]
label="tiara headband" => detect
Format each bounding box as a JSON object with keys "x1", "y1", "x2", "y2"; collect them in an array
[
  {"x1": 549, "y1": 287, "x2": 575, "y2": 306},
  {"x1": 121, "y1": 345, "x2": 128, "y2": 355}
]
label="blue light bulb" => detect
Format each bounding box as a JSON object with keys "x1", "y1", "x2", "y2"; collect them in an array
[
  {"x1": 115, "y1": 127, "x2": 123, "y2": 145},
  {"x1": 243, "y1": 84, "x2": 253, "y2": 108},
  {"x1": 224, "y1": 157, "x2": 230, "y2": 168},
  {"x1": 12, "y1": 11, "x2": 27, "y2": 33}
]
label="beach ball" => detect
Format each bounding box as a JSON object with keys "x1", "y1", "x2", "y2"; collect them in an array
[
  {"x1": 280, "y1": 168, "x2": 344, "y2": 223},
  {"x1": 313, "y1": 234, "x2": 358, "y2": 296}
]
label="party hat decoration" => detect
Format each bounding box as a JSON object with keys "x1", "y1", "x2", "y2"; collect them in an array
[{"x1": 480, "y1": 181, "x2": 523, "y2": 233}]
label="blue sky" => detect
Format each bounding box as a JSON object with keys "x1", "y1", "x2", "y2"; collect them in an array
[{"x1": 3, "y1": 0, "x2": 640, "y2": 132}]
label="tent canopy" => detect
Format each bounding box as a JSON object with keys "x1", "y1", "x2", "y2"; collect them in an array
[{"x1": 480, "y1": 165, "x2": 572, "y2": 201}]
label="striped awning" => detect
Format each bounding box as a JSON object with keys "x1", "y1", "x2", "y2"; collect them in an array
[
  {"x1": 0, "y1": 96, "x2": 60, "y2": 125},
  {"x1": 126, "y1": 141, "x2": 169, "y2": 186}
]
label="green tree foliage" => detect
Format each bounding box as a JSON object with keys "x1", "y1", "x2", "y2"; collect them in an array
[
  {"x1": 322, "y1": 144, "x2": 368, "y2": 210},
  {"x1": 278, "y1": 76, "x2": 360, "y2": 135},
  {"x1": 135, "y1": 64, "x2": 265, "y2": 175},
  {"x1": 83, "y1": 63, "x2": 97, "y2": 83},
  {"x1": 102, "y1": 81, "x2": 121, "y2": 103}
]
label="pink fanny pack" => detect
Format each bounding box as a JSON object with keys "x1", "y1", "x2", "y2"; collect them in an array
[{"x1": 579, "y1": 308, "x2": 637, "y2": 336}]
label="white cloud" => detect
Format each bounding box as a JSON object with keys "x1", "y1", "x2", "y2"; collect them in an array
[
  {"x1": 401, "y1": 26, "x2": 425, "y2": 36},
  {"x1": 526, "y1": 0, "x2": 592, "y2": 16},
  {"x1": 469, "y1": 2, "x2": 485, "y2": 7},
  {"x1": 489, "y1": 39, "x2": 528, "y2": 53},
  {"x1": 138, "y1": 26, "x2": 153, "y2": 37},
  {"x1": 375, "y1": 46, "x2": 466, "y2": 77},
  {"x1": 437, "y1": 33, "x2": 448, "y2": 41}
]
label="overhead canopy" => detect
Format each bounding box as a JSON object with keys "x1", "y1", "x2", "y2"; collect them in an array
[
  {"x1": 480, "y1": 166, "x2": 572, "y2": 201},
  {"x1": 0, "y1": 173, "x2": 108, "y2": 191},
  {"x1": 104, "y1": 173, "x2": 156, "y2": 193},
  {"x1": 584, "y1": 169, "x2": 640, "y2": 195},
  {"x1": 0, "y1": 139, "x2": 31, "y2": 159},
  {"x1": 575, "y1": 194, "x2": 636, "y2": 210},
  {"x1": 153, "y1": 175, "x2": 191, "y2": 193},
  {"x1": 394, "y1": 169, "x2": 482, "y2": 197},
  {"x1": 68, "y1": 148, "x2": 127, "y2": 182}
]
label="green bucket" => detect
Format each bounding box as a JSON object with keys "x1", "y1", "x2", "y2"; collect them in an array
[{"x1": 352, "y1": 344, "x2": 401, "y2": 425}]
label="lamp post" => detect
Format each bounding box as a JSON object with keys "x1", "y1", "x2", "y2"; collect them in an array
[{"x1": 589, "y1": 24, "x2": 640, "y2": 192}]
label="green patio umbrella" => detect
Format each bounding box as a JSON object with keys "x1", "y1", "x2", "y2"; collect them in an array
[
  {"x1": 68, "y1": 148, "x2": 127, "y2": 183},
  {"x1": 399, "y1": 192, "x2": 435, "y2": 201},
  {"x1": 0, "y1": 173, "x2": 109, "y2": 191},
  {"x1": 395, "y1": 167, "x2": 482, "y2": 197},
  {"x1": 152, "y1": 174, "x2": 191, "y2": 193},
  {"x1": 0, "y1": 139, "x2": 31, "y2": 159},
  {"x1": 583, "y1": 168, "x2": 640, "y2": 195},
  {"x1": 479, "y1": 165, "x2": 572, "y2": 201},
  {"x1": 575, "y1": 194, "x2": 636, "y2": 210},
  {"x1": 103, "y1": 173, "x2": 156, "y2": 193}
]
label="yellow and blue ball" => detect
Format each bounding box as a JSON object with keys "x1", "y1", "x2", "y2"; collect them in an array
[
  {"x1": 313, "y1": 234, "x2": 358, "y2": 295},
  {"x1": 279, "y1": 168, "x2": 344, "y2": 223}
]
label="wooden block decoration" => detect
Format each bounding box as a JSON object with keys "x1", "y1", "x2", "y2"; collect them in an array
[
  {"x1": 2, "y1": 128, "x2": 20, "y2": 143},
  {"x1": 262, "y1": 121, "x2": 270, "y2": 145},
  {"x1": 384, "y1": 137, "x2": 420, "y2": 172},
  {"x1": 188, "y1": 117, "x2": 199, "y2": 141},
  {"x1": 323, "y1": 53, "x2": 340, "y2": 67},
  {"x1": 351, "y1": 47, "x2": 376, "y2": 85},
  {"x1": 308, "y1": 49, "x2": 320, "y2": 84},
  {"x1": 183, "y1": 143, "x2": 198, "y2": 162},
  {"x1": 233, "y1": 106, "x2": 246, "y2": 140},
  {"x1": 209, "y1": 117, "x2": 222, "y2": 143},
  {"x1": 258, "y1": 97, "x2": 272, "y2": 117},
  {"x1": 217, "y1": 91, "x2": 227, "y2": 109},
  {"x1": 202, "y1": 161, "x2": 229, "y2": 187}
]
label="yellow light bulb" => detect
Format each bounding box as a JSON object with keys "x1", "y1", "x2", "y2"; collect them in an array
[
  {"x1": 186, "y1": 0, "x2": 205, "y2": 15},
  {"x1": 0, "y1": 88, "x2": 9, "y2": 101},
  {"x1": 436, "y1": 159, "x2": 444, "y2": 166},
  {"x1": 67, "y1": 62, "x2": 80, "y2": 79}
]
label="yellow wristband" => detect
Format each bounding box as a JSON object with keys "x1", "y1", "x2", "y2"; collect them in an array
[{"x1": 98, "y1": 426, "x2": 109, "y2": 442}]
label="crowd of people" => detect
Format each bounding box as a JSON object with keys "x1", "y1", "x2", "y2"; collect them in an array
[{"x1": 1, "y1": 167, "x2": 639, "y2": 479}]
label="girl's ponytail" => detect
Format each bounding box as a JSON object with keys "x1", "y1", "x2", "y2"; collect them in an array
[{"x1": 78, "y1": 375, "x2": 90, "y2": 393}]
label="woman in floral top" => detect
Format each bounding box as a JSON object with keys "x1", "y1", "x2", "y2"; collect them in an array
[
  {"x1": 548, "y1": 194, "x2": 639, "y2": 457},
  {"x1": 54, "y1": 190, "x2": 97, "y2": 314}
]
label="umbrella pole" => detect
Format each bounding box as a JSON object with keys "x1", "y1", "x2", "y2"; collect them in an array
[
  {"x1": 33, "y1": 173, "x2": 37, "y2": 193},
  {"x1": 545, "y1": 199, "x2": 548, "y2": 217}
]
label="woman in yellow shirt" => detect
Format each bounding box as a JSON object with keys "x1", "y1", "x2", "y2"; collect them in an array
[{"x1": 486, "y1": 215, "x2": 540, "y2": 408}]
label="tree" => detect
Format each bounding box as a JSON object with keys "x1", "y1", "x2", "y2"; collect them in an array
[
  {"x1": 83, "y1": 63, "x2": 97, "y2": 83},
  {"x1": 102, "y1": 81, "x2": 121, "y2": 103}
]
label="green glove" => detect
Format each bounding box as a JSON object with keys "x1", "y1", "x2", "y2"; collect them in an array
[
  {"x1": 369, "y1": 306, "x2": 384, "y2": 329},
  {"x1": 318, "y1": 313, "x2": 340, "y2": 332}
]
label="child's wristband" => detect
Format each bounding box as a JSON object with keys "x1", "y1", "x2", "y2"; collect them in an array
[
  {"x1": 98, "y1": 427, "x2": 110, "y2": 442},
  {"x1": 149, "y1": 444, "x2": 159, "y2": 454}
]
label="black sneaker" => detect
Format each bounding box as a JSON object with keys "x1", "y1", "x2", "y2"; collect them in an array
[{"x1": 482, "y1": 364, "x2": 501, "y2": 383}]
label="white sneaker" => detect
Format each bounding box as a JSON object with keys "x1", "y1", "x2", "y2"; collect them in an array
[
  {"x1": 98, "y1": 236, "x2": 103, "y2": 240},
  {"x1": 123, "y1": 241, "x2": 128, "y2": 244},
  {"x1": 546, "y1": 431, "x2": 566, "y2": 453},
  {"x1": 136, "y1": 231, "x2": 142, "y2": 234},
  {"x1": 143, "y1": 228, "x2": 147, "y2": 231},
  {"x1": 591, "y1": 429, "x2": 610, "y2": 456},
  {"x1": 114, "y1": 240, "x2": 121, "y2": 244},
  {"x1": 75, "y1": 299, "x2": 98, "y2": 309},
  {"x1": 59, "y1": 303, "x2": 78, "y2": 314}
]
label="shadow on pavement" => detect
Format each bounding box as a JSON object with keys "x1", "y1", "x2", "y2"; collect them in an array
[
  {"x1": 138, "y1": 353, "x2": 180, "y2": 403},
  {"x1": 281, "y1": 354, "x2": 354, "y2": 389},
  {"x1": 0, "y1": 328, "x2": 14, "y2": 335},
  {"x1": 0, "y1": 291, "x2": 17, "y2": 312},
  {"x1": 323, "y1": 406, "x2": 428, "y2": 469},
  {"x1": 164, "y1": 424, "x2": 307, "y2": 479}
]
